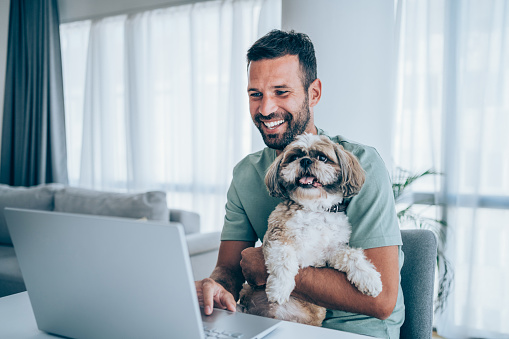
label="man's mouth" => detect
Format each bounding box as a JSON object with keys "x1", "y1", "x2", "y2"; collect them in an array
[
  {"x1": 263, "y1": 119, "x2": 285, "y2": 130},
  {"x1": 298, "y1": 176, "x2": 323, "y2": 188}
]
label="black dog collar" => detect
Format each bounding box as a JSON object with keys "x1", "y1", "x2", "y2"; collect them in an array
[{"x1": 326, "y1": 203, "x2": 347, "y2": 213}]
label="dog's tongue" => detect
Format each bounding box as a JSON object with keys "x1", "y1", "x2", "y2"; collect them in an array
[
  {"x1": 299, "y1": 177, "x2": 315, "y2": 185},
  {"x1": 299, "y1": 177, "x2": 322, "y2": 187}
]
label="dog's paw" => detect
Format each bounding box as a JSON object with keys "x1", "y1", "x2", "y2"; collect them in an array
[
  {"x1": 266, "y1": 276, "x2": 294, "y2": 304},
  {"x1": 266, "y1": 290, "x2": 290, "y2": 304},
  {"x1": 352, "y1": 269, "x2": 382, "y2": 297}
]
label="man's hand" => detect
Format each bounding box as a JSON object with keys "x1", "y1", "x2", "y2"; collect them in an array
[
  {"x1": 195, "y1": 278, "x2": 237, "y2": 315},
  {"x1": 240, "y1": 247, "x2": 269, "y2": 286},
  {"x1": 195, "y1": 240, "x2": 255, "y2": 315}
]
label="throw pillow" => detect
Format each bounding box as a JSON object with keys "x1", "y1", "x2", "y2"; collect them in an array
[
  {"x1": 54, "y1": 187, "x2": 169, "y2": 221},
  {"x1": 0, "y1": 184, "x2": 62, "y2": 245}
]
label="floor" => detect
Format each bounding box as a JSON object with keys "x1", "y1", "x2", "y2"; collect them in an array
[{"x1": 433, "y1": 330, "x2": 445, "y2": 338}]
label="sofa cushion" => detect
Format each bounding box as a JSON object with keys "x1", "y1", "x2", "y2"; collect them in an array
[
  {"x1": 0, "y1": 245, "x2": 24, "y2": 282},
  {"x1": 186, "y1": 231, "x2": 221, "y2": 256},
  {"x1": 54, "y1": 187, "x2": 169, "y2": 221},
  {"x1": 0, "y1": 245, "x2": 26, "y2": 297},
  {"x1": 0, "y1": 184, "x2": 61, "y2": 245},
  {"x1": 169, "y1": 209, "x2": 200, "y2": 235}
]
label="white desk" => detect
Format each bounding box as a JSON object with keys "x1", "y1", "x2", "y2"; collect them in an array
[{"x1": 0, "y1": 292, "x2": 371, "y2": 339}]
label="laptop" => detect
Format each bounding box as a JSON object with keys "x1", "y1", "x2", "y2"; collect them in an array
[{"x1": 4, "y1": 208, "x2": 280, "y2": 339}]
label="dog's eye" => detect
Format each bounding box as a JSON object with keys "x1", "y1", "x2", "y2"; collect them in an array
[
  {"x1": 289, "y1": 155, "x2": 300, "y2": 162},
  {"x1": 317, "y1": 155, "x2": 327, "y2": 162}
]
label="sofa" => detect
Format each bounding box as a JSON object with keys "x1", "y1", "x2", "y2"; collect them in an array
[{"x1": 0, "y1": 184, "x2": 221, "y2": 298}]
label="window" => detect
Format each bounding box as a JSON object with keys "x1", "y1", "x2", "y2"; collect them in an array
[
  {"x1": 394, "y1": 0, "x2": 509, "y2": 336},
  {"x1": 60, "y1": 0, "x2": 280, "y2": 232}
]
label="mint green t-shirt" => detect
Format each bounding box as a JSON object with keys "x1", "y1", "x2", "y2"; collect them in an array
[{"x1": 221, "y1": 129, "x2": 405, "y2": 339}]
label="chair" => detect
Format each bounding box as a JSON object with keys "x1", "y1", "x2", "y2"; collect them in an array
[{"x1": 400, "y1": 229, "x2": 438, "y2": 339}]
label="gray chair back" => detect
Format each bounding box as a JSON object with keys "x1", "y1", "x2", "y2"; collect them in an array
[{"x1": 400, "y1": 229, "x2": 437, "y2": 339}]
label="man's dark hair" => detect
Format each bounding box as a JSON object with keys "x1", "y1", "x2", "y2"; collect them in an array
[{"x1": 247, "y1": 30, "x2": 317, "y2": 90}]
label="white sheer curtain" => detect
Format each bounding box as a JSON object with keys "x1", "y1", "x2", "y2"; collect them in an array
[
  {"x1": 60, "y1": 0, "x2": 281, "y2": 232},
  {"x1": 394, "y1": 0, "x2": 509, "y2": 338}
]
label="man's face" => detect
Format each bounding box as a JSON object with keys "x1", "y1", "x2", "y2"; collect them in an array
[{"x1": 247, "y1": 55, "x2": 316, "y2": 150}]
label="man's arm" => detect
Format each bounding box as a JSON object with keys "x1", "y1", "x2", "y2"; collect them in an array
[
  {"x1": 293, "y1": 245, "x2": 400, "y2": 319},
  {"x1": 240, "y1": 245, "x2": 400, "y2": 320},
  {"x1": 195, "y1": 240, "x2": 255, "y2": 315}
]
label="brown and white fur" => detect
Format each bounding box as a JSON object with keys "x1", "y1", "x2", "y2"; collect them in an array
[{"x1": 238, "y1": 134, "x2": 382, "y2": 326}]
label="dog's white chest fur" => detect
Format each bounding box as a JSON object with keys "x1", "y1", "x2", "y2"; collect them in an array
[
  {"x1": 262, "y1": 202, "x2": 382, "y2": 307},
  {"x1": 272, "y1": 208, "x2": 351, "y2": 268}
]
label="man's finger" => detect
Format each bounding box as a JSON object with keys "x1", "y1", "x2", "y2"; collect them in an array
[
  {"x1": 201, "y1": 278, "x2": 216, "y2": 315},
  {"x1": 224, "y1": 292, "x2": 237, "y2": 312},
  {"x1": 214, "y1": 290, "x2": 237, "y2": 312},
  {"x1": 194, "y1": 281, "x2": 204, "y2": 304}
]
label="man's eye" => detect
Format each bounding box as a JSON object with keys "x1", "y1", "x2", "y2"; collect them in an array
[
  {"x1": 250, "y1": 92, "x2": 262, "y2": 98},
  {"x1": 317, "y1": 155, "x2": 327, "y2": 162},
  {"x1": 276, "y1": 90, "x2": 288, "y2": 95}
]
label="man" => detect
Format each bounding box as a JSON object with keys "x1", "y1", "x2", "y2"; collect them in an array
[{"x1": 195, "y1": 30, "x2": 404, "y2": 339}]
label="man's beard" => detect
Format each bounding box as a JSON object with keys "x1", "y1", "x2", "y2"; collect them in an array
[{"x1": 254, "y1": 97, "x2": 311, "y2": 150}]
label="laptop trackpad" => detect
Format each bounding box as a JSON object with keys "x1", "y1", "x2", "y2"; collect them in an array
[{"x1": 201, "y1": 308, "x2": 280, "y2": 339}]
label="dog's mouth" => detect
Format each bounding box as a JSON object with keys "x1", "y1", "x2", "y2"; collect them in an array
[{"x1": 297, "y1": 176, "x2": 323, "y2": 188}]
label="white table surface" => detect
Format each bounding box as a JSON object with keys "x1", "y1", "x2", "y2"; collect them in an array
[{"x1": 0, "y1": 292, "x2": 372, "y2": 339}]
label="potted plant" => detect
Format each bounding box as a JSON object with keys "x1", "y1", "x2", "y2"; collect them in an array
[{"x1": 392, "y1": 168, "x2": 453, "y2": 313}]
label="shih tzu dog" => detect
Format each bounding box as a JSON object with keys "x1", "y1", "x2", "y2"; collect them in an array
[{"x1": 238, "y1": 133, "x2": 383, "y2": 326}]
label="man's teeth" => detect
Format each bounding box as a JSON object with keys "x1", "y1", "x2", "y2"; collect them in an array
[{"x1": 264, "y1": 120, "x2": 284, "y2": 129}]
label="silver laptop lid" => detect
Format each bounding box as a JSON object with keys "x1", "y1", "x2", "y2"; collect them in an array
[{"x1": 5, "y1": 208, "x2": 204, "y2": 339}]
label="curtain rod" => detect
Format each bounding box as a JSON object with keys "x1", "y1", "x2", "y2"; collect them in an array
[{"x1": 59, "y1": 0, "x2": 219, "y2": 24}]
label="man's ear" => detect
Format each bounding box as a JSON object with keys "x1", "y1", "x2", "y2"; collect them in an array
[
  {"x1": 308, "y1": 78, "x2": 322, "y2": 108},
  {"x1": 264, "y1": 153, "x2": 287, "y2": 198}
]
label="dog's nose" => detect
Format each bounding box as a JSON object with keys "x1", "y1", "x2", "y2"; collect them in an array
[{"x1": 300, "y1": 158, "x2": 312, "y2": 169}]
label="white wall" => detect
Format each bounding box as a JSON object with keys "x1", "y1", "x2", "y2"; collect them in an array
[
  {"x1": 0, "y1": 0, "x2": 10, "y2": 157},
  {"x1": 277, "y1": 0, "x2": 396, "y2": 168}
]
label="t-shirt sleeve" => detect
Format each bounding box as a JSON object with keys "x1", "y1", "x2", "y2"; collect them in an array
[
  {"x1": 346, "y1": 147, "x2": 402, "y2": 249},
  {"x1": 220, "y1": 179, "x2": 258, "y2": 242}
]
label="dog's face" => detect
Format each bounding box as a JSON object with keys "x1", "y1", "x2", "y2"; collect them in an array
[{"x1": 265, "y1": 134, "x2": 365, "y2": 205}]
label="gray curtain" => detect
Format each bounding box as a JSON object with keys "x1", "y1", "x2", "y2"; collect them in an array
[{"x1": 0, "y1": 0, "x2": 68, "y2": 186}]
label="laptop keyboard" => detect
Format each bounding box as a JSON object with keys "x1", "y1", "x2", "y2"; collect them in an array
[{"x1": 203, "y1": 326, "x2": 244, "y2": 338}]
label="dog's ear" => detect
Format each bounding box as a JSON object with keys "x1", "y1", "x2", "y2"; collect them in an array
[
  {"x1": 265, "y1": 153, "x2": 288, "y2": 199},
  {"x1": 334, "y1": 144, "x2": 365, "y2": 199}
]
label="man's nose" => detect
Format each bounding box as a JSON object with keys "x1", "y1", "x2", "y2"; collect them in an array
[{"x1": 259, "y1": 95, "x2": 278, "y2": 116}]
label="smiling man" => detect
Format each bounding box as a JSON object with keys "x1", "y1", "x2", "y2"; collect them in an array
[
  {"x1": 248, "y1": 53, "x2": 318, "y2": 150},
  {"x1": 195, "y1": 30, "x2": 405, "y2": 339}
]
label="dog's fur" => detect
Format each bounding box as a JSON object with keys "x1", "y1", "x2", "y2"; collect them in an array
[{"x1": 238, "y1": 134, "x2": 383, "y2": 326}]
